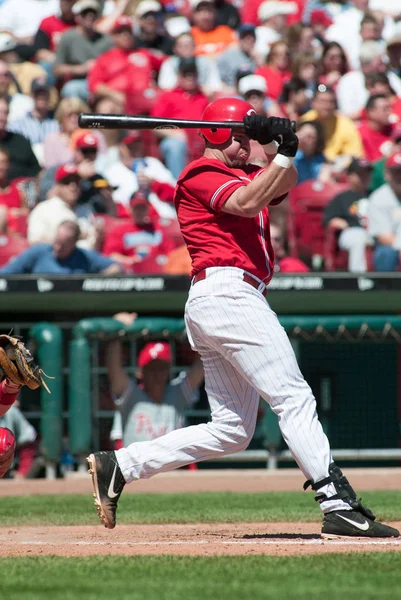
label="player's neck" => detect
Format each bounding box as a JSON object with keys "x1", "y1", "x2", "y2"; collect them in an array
[{"x1": 204, "y1": 148, "x2": 227, "y2": 165}]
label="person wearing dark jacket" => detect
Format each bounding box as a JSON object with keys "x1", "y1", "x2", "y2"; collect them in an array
[
  {"x1": 323, "y1": 157, "x2": 372, "y2": 272},
  {"x1": 0, "y1": 97, "x2": 40, "y2": 180},
  {"x1": 1, "y1": 220, "x2": 122, "y2": 275}
]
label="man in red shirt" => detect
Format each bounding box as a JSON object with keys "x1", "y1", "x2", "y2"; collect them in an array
[
  {"x1": 103, "y1": 190, "x2": 174, "y2": 273},
  {"x1": 358, "y1": 94, "x2": 393, "y2": 161},
  {"x1": 34, "y1": 0, "x2": 76, "y2": 57},
  {"x1": 87, "y1": 98, "x2": 399, "y2": 541},
  {"x1": 15, "y1": 0, "x2": 76, "y2": 84},
  {"x1": 150, "y1": 57, "x2": 209, "y2": 178},
  {"x1": 88, "y1": 15, "x2": 163, "y2": 116}
]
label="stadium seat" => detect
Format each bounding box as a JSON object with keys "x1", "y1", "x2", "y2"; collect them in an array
[
  {"x1": 324, "y1": 227, "x2": 374, "y2": 272},
  {"x1": 287, "y1": 180, "x2": 349, "y2": 267},
  {"x1": 0, "y1": 235, "x2": 30, "y2": 267}
]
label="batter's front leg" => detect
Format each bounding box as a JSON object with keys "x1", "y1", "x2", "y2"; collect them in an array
[
  {"x1": 189, "y1": 290, "x2": 348, "y2": 513},
  {"x1": 116, "y1": 350, "x2": 260, "y2": 482}
]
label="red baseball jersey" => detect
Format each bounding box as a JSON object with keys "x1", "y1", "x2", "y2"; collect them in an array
[
  {"x1": 357, "y1": 122, "x2": 393, "y2": 161},
  {"x1": 175, "y1": 157, "x2": 283, "y2": 283},
  {"x1": 88, "y1": 48, "x2": 162, "y2": 114},
  {"x1": 150, "y1": 88, "x2": 209, "y2": 160},
  {"x1": 38, "y1": 15, "x2": 75, "y2": 51},
  {"x1": 0, "y1": 181, "x2": 26, "y2": 235},
  {"x1": 103, "y1": 220, "x2": 174, "y2": 261}
]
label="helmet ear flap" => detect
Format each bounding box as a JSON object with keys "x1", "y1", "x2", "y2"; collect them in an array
[{"x1": 201, "y1": 127, "x2": 232, "y2": 144}]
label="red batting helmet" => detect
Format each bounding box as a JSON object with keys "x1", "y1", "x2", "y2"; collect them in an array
[{"x1": 200, "y1": 98, "x2": 256, "y2": 144}]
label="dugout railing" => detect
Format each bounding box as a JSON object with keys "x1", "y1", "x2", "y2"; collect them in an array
[{"x1": 2, "y1": 316, "x2": 401, "y2": 477}]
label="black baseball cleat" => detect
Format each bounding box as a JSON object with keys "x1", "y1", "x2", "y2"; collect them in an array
[
  {"x1": 87, "y1": 451, "x2": 126, "y2": 529},
  {"x1": 322, "y1": 510, "x2": 400, "y2": 539}
]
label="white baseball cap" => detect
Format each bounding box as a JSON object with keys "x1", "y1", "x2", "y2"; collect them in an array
[
  {"x1": 258, "y1": 1, "x2": 297, "y2": 22},
  {"x1": 72, "y1": 0, "x2": 101, "y2": 15},
  {"x1": 0, "y1": 33, "x2": 17, "y2": 54},
  {"x1": 359, "y1": 40, "x2": 384, "y2": 63},
  {"x1": 135, "y1": 0, "x2": 162, "y2": 17},
  {"x1": 238, "y1": 74, "x2": 267, "y2": 96},
  {"x1": 164, "y1": 16, "x2": 191, "y2": 37}
]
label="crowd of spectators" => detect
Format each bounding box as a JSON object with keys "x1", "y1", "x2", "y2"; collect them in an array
[{"x1": 0, "y1": 0, "x2": 401, "y2": 274}]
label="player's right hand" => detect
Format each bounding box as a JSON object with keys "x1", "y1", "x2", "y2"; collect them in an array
[{"x1": 277, "y1": 128, "x2": 299, "y2": 158}]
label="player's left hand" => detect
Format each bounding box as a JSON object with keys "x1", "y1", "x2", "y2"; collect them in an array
[
  {"x1": 244, "y1": 116, "x2": 295, "y2": 146},
  {"x1": 243, "y1": 115, "x2": 274, "y2": 144}
]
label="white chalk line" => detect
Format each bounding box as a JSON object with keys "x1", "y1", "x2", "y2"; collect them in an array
[{"x1": 6, "y1": 539, "x2": 401, "y2": 547}]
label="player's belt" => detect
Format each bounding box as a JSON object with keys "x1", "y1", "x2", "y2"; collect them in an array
[{"x1": 192, "y1": 269, "x2": 267, "y2": 296}]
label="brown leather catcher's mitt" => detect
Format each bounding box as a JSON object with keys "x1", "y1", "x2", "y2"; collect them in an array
[{"x1": 0, "y1": 335, "x2": 51, "y2": 392}]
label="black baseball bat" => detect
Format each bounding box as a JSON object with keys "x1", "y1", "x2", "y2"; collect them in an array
[
  {"x1": 78, "y1": 113, "x2": 297, "y2": 133},
  {"x1": 78, "y1": 113, "x2": 244, "y2": 130}
]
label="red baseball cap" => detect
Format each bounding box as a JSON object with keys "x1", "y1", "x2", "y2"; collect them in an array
[
  {"x1": 130, "y1": 190, "x2": 150, "y2": 206},
  {"x1": 310, "y1": 9, "x2": 333, "y2": 27},
  {"x1": 122, "y1": 132, "x2": 141, "y2": 145},
  {"x1": 112, "y1": 16, "x2": 133, "y2": 32},
  {"x1": 386, "y1": 152, "x2": 401, "y2": 169},
  {"x1": 75, "y1": 132, "x2": 99, "y2": 149},
  {"x1": 138, "y1": 342, "x2": 172, "y2": 368},
  {"x1": 55, "y1": 164, "x2": 80, "y2": 183}
]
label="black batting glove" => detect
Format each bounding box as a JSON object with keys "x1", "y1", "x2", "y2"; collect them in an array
[
  {"x1": 277, "y1": 129, "x2": 299, "y2": 158},
  {"x1": 243, "y1": 115, "x2": 274, "y2": 145},
  {"x1": 269, "y1": 117, "x2": 294, "y2": 141}
]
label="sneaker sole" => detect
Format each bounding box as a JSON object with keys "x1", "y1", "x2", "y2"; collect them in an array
[
  {"x1": 321, "y1": 532, "x2": 397, "y2": 540},
  {"x1": 87, "y1": 453, "x2": 115, "y2": 530},
  {"x1": 322, "y1": 532, "x2": 369, "y2": 540}
]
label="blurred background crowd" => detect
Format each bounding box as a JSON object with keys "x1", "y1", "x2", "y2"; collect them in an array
[{"x1": 0, "y1": 0, "x2": 401, "y2": 274}]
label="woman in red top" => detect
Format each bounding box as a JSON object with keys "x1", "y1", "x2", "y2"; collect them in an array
[
  {"x1": 0, "y1": 149, "x2": 29, "y2": 236},
  {"x1": 255, "y1": 40, "x2": 292, "y2": 101},
  {"x1": 317, "y1": 42, "x2": 349, "y2": 92}
]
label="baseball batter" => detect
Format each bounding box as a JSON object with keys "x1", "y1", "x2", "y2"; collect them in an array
[{"x1": 88, "y1": 99, "x2": 399, "y2": 539}]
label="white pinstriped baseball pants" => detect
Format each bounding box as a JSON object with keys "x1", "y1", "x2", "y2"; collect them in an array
[{"x1": 116, "y1": 267, "x2": 349, "y2": 513}]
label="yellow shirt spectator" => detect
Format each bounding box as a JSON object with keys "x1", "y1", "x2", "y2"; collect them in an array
[{"x1": 298, "y1": 87, "x2": 364, "y2": 162}]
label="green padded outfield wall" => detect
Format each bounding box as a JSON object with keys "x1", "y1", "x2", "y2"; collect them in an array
[{"x1": 299, "y1": 342, "x2": 399, "y2": 449}]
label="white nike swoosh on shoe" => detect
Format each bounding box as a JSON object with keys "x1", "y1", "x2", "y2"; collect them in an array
[
  {"x1": 107, "y1": 464, "x2": 119, "y2": 499},
  {"x1": 336, "y1": 514, "x2": 370, "y2": 531}
]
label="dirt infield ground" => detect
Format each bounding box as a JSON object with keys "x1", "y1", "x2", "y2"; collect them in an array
[{"x1": 0, "y1": 468, "x2": 400, "y2": 557}]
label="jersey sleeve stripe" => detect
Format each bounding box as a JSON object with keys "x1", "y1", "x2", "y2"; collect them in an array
[{"x1": 210, "y1": 179, "x2": 243, "y2": 209}]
